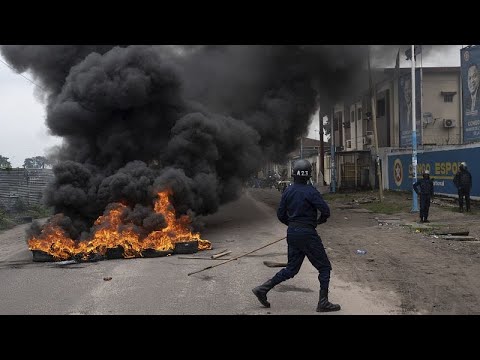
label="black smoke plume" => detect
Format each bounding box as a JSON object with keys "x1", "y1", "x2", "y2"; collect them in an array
[{"x1": 1, "y1": 45, "x2": 409, "y2": 239}]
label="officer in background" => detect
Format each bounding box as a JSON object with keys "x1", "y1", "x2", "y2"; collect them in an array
[
  {"x1": 252, "y1": 159, "x2": 341, "y2": 312},
  {"x1": 413, "y1": 169, "x2": 434, "y2": 223},
  {"x1": 453, "y1": 162, "x2": 473, "y2": 212}
]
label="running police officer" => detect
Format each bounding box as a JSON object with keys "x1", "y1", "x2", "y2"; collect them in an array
[{"x1": 252, "y1": 159, "x2": 341, "y2": 312}]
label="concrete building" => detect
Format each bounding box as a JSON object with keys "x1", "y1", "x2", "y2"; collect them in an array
[{"x1": 328, "y1": 66, "x2": 463, "y2": 191}]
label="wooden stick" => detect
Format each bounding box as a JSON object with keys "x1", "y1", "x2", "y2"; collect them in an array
[
  {"x1": 178, "y1": 256, "x2": 232, "y2": 260},
  {"x1": 211, "y1": 250, "x2": 232, "y2": 259},
  {"x1": 187, "y1": 236, "x2": 286, "y2": 276}
]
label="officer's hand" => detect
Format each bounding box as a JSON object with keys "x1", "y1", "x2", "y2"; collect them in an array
[{"x1": 317, "y1": 216, "x2": 328, "y2": 225}]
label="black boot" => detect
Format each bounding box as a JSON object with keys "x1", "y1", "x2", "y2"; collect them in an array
[
  {"x1": 252, "y1": 280, "x2": 276, "y2": 308},
  {"x1": 316, "y1": 289, "x2": 341, "y2": 312}
]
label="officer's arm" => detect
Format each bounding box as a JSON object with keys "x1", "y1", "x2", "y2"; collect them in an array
[
  {"x1": 453, "y1": 173, "x2": 459, "y2": 188},
  {"x1": 310, "y1": 190, "x2": 330, "y2": 219},
  {"x1": 430, "y1": 180, "x2": 434, "y2": 197},
  {"x1": 277, "y1": 192, "x2": 289, "y2": 226},
  {"x1": 413, "y1": 181, "x2": 420, "y2": 194}
]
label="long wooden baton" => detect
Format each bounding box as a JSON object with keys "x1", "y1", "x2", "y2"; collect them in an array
[{"x1": 187, "y1": 236, "x2": 287, "y2": 276}]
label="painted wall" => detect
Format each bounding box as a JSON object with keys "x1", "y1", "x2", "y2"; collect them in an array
[{"x1": 387, "y1": 144, "x2": 479, "y2": 198}]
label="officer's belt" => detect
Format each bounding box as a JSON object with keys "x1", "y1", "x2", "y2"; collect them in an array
[{"x1": 288, "y1": 221, "x2": 315, "y2": 229}]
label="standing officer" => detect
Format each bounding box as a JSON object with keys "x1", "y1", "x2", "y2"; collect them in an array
[
  {"x1": 453, "y1": 162, "x2": 473, "y2": 212},
  {"x1": 252, "y1": 159, "x2": 341, "y2": 312},
  {"x1": 413, "y1": 169, "x2": 434, "y2": 223}
]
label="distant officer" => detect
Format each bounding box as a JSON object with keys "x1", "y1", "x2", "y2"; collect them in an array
[
  {"x1": 413, "y1": 169, "x2": 434, "y2": 223},
  {"x1": 453, "y1": 162, "x2": 473, "y2": 212},
  {"x1": 252, "y1": 159, "x2": 341, "y2": 312}
]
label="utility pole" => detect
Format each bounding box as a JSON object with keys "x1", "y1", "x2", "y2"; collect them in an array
[
  {"x1": 367, "y1": 46, "x2": 384, "y2": 202},
  {"x1": 319, "y1": 107, "x2": 325, "y2": 185},
  {"x1": 410, "y1": 45, "x2": 419, "y2": 212},
  {"x1": 300, "y1": 137, "x2": 303, "y2": 159},
  {"x1": 330, "y1": 109, "x2": 336, "y2": 193}
]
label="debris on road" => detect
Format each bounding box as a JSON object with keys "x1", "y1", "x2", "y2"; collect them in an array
[
  {"x1": 353, "y1": 196, "x2": 377, "y2": 204},
  {"x1": 432, "y1": 230, "x2": 470, "y2": 236},
  {"x1": 55, "y1": 260, "x2": 77, "y2": 266},
  {"x1": 356, "y1": 250, "x2": 367, "y2": 255},
  {"x1": 103, "y1": 277, "x2": 112, "y2": 281},
  {"x1": 440, "y1": 235, "x2": 478, "y2": 241},
  {"x1": 263, "y1": 261, "x2": 288, "y2": 268}
]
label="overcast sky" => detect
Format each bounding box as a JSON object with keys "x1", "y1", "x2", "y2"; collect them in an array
[{"x1": 0, "y1": 45, "x2": 465, "y2": 167}]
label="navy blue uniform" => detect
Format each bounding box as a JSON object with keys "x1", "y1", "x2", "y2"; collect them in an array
[
  {"x1": 413, "y1": 177, "x2": 434, "y2": 221},
  {"x1": 271, "y1": 183, "x2": 332, "y2": 289},
  {"x1": 453, "y1": 168, "x2": 472, "y2": 211}
]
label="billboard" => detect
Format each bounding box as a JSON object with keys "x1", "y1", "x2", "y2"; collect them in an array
[
  {"x1": 399, "y1": 69, "x2": 421, "y2": 147},
  {"x1": 388, "y1": 146, "x2": 479, "y2": 197},
  {"x1": 461, "y1": 46, "x2": 480, "y2": 143}
]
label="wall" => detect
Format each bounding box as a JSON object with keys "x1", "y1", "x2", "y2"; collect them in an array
[
  {"x1": 421, "y1": 71, "x2": 461, "y2": 145},
  {"x1": 0, "y1": 168, "x2": 54, "y2": 210}
]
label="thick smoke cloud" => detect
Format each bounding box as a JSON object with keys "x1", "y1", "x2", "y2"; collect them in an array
[
  {"x1": 1, "y1": 45, "x2": 119, "y2": 96},
  {"x1": 1, "y1": 44, "x2": 408, "y2": 239}
]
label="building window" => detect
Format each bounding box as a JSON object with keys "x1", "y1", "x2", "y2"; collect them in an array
[
  {"x1": 441, "y1": 91, "x2": 456, "y2": 103},
  {"x1": 357, "y1": 108, "x2": 362, "y2": 121},
  {"x1": 351, "y1": 111, "x2": 355, "y2": 122},
  {"x1": 376, "y1": 98, "x2": 386, "y2": 117},
  {"x1": 444, "y1": 94, "x2": 454, "y2": 102}
]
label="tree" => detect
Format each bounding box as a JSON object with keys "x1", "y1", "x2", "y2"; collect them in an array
[
  {"x1": 0, "y1": 155, "x2": 12, "y2": 169},
  {"x1": 23, "y1": 156, "x2": 51, "y2": 169}
]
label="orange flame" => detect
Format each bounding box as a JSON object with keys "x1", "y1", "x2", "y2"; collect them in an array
[{"x1": 28, "y1": 190, "x2": 211, "y2": 260}]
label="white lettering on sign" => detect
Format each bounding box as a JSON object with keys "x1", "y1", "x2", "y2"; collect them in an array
[{"x1": 467, "y1": 120, "x2": 480, "y2": 127}]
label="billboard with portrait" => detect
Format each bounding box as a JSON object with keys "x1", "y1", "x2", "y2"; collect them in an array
[
  {"x1": 399, "y1": 69, "x2": 421, "y2": 147},
  {"x1": 461, "y1": 46, "x2": 480, "y2": 143}
]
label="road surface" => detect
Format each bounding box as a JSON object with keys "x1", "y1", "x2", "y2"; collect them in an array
[{"x1": 0, "y1": 190, "x2": 399, "y2": 315}]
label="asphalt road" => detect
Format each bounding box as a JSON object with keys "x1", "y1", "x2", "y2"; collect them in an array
[{"x1": 0, "y1": 191, "x2": 399, "y2": 315}]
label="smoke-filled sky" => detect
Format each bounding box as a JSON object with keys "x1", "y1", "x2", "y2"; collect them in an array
[{"x1": 0, "y1": 45, "x2": 463, "y2": 167}]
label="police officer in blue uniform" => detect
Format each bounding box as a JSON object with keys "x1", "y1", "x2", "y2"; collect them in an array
[
  {"x1": 413, "y1": 169, "x2": 434, "y2": 223},
  {"x1": 252, "y1": 159, "x2": 341, "y2": 312}
]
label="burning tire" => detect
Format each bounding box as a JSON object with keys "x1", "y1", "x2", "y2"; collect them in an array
[
  {"x1": 31, "y1": 250, "x2": 58, "y2": 262},
  {"x1": 173, "y1": 241, "x2": 199, "y2": 254},
  {"x1": 141, "y1": 249, "x2": 174, "y2": 258},
  {"x1": 73, "y1": 253, "x2": 105, "y2": 263},
  {"x1": 105, "y1": 246, "x2": 125, "y2": 260}
]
